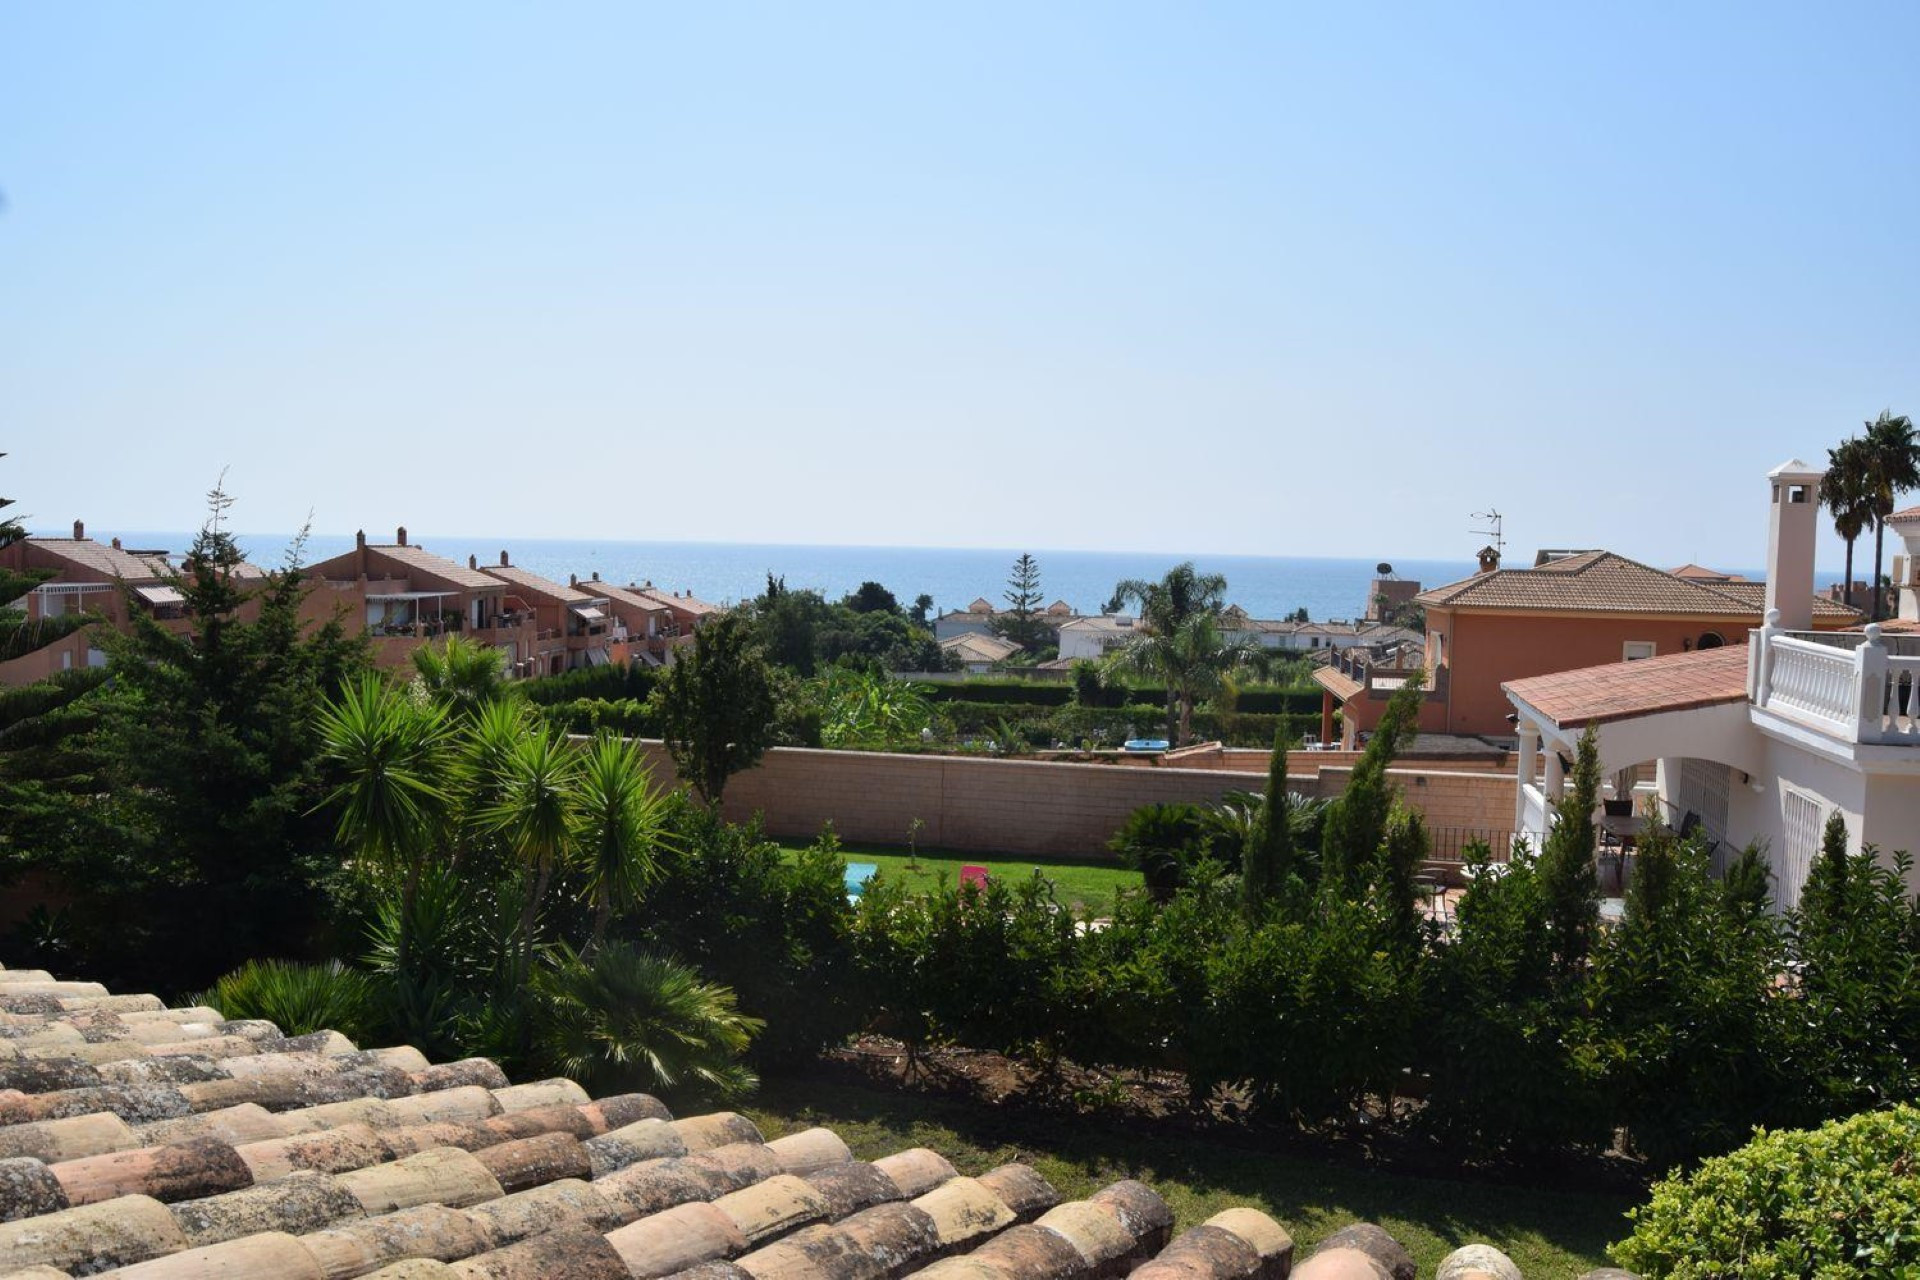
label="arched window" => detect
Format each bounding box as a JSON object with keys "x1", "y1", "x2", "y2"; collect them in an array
[{"x1": 1697, "y1": 632, "x2": 1726, "y2": 650}]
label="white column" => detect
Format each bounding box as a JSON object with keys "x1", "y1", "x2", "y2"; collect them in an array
[
  {"x1": 1514, "y1": 721, "x2": 1539, "y2": 835},
  {"x1": 1544, "y1": 739, "x2": 1565, "y2": 813}
]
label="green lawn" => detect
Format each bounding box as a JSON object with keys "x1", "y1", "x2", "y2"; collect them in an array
[
  {"x1": 781, "y1": 841, "x2": 1141, "y2": 914},
  {"x1": 745, "y1": 1078, "x2": 1633, "y2": 1276}
]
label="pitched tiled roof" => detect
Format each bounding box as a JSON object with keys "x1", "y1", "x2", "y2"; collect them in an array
[
  {"x1": 0, "y1": 963, "x2": 1536, "y2": 1280},
  {"x1": 1503, "y1": 645, "x2": 1751, "y2": 728},
  {"x1": 1699, "y1": 580, "x2": 1861, "y2": 621},
  {"x1": 1668, "y1": 563, "x2": 1746, "y2": 582},
  {"x1": 596, "y1": 583, "x2": 672, "y2": 614},
  {"x1": 349, "y1": 545, "x2": 500, "y2": 592},
  {"x1": 940, "y1": 633, "x2": 1022, "y2": 663},
  {"x1": 632, "y1": 587, "x2": 722, "y2": 617},
  {"x1": 1888, "y1": 504, "x2": 1920, "y2": 524},
  {"x1": 26, "y1": 538, "x2": 171, "y2": 582},
  {"x1": 1419, "y1": 551, "x2": 1811, "y2": 617},
  {"x1": 484, "y1": 565, "x2": 595, "y2": 604}
]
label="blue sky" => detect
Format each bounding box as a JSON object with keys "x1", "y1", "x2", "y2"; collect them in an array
[{"x1": 3, "y1": 3, "x2": 1916, "y2": 571}]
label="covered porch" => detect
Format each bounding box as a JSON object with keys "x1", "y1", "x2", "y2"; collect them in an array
[{"x1": 1505, "y1": 646, "x2": 1766, "y2": 894}]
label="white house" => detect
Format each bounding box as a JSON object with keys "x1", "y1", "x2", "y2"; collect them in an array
[
  {"x1": 1056, "y1": 615, "x2": 1140, "y2": 662},
  {"x1": 1504, "y1": 459, "x2": 1920, "y2": 910}
]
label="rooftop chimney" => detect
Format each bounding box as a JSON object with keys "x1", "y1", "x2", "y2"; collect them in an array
[
  {"x1": 499, "y1": 550, "x2": 510, "y2": 567},
  {"x1": 1766, "y1": 458, "x2": 1822, "y2": 631},
  {"x1": 396, "y1": 526, "x2": 408, "y2": 546},
  {"x1": 355, "y1": 530, "x2": 366, "y2": 550},
  {"x1": 1476, "y1": 545, "x2": 1501, "y2": 574},
  {"x1": 110, "y1": 537, "x2": 122, "y2": 550},
  {"x1": 468, "y1": 555, "x2": 478, "y2": 570},
  {"x1": 72, "y1": 520, "x2": 84, "y2": 540},
  {"x1": 591, "y1": 571, "x2": 600, "y2": 582},
  {"x1": 569, "y1": 573, "x2": 578, "y2": 588}
]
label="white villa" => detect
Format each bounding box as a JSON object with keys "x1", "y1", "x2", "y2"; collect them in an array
[{"x1": 1505, "y1": 460, "x2": 1920, "y2": 910}]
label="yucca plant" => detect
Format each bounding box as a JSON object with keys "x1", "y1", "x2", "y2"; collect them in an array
[
  {"x1": 411, "y1": 632, "x2": 511, "y2": 719},
  {"x1": 481, "y1": 723, "x2": 579, "y2": 978},
  {"x1": 527, "y1": 942, "x2": 762, "y2": 1100},
  {"x1": 199, "y1": 959, "x2": 380, "y2": 1043},
  {"x1": 317, "y1": 675, "x2": 456, "y2": 969},
  {"x1": 571, "y1": 732, "x2": 673, "y2": 950}
]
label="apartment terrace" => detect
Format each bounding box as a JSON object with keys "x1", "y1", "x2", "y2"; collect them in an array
[{"x1": 1750, "y1": 616, "x2": 1920, "y2": 750}]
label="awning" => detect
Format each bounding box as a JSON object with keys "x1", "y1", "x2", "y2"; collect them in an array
[
  {"x1": 367, "y1": 591, "x2": 455, "y2": 601},
  {"x1": 134, "y1": 585, "x2": 186, "y2": 606},
  {"x1": 571, "y1": 605, "x2": 607, "y2": 622}
]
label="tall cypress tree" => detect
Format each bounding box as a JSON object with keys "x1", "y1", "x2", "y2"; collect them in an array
[
  {"x1": 1243, "y1": 728, "x2": 1291, "y2": 913},
  {"x1": 1536, "y1": 724, "x2": 1602, "y2": 976}
]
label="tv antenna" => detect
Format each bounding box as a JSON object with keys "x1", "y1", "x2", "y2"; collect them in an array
[{"x1": 1470, "y1": 508, "x2": 1505, "y2": 558}]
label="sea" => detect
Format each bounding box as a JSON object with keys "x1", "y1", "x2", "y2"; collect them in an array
[{"x1": 70, "y1": 530, "x2": 1494, "y2": 624}]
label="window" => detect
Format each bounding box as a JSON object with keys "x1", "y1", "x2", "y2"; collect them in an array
[
  {"x1": 1696, "y1": 631, "x2": 1725, "y2": 650},
  {"x1": 1623, "y1": 641, "x2": 1656, "y2": 661},
  {"x1": 1781, "y1": 791, "x2": 1823, "y2": 908}
]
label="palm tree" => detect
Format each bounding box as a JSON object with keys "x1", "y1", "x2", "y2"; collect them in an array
[
  {"x1": 1822, "y1": 437, "x2": 1872, "y2": 611},
  {"x1": 482, "y1": 724, "x2": 579, "y2": 978},
  {"x1": 1858, "y1": 410, "x2": 1920, "y2": 620},
  {"x1": 571, "y1": 732, "x2": 672, "y2": 950},
  {"x1": 316, "y1": 675, "x2": 455, "y2": 965},
  {"x1": 527, "y1": 942, "x2": 762, "y2": 1099},
  {"x1": 1104, "y1": 611, "x2": 1260, "y2": 745},
  {"x1": 412, "y1": 633, "x2": 511, "y2": 718},
  {"x1": 1108, "y1": 563, "x2": 1233, "y2": 739}
]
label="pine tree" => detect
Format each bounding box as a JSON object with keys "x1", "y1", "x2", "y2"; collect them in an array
[
  {"x1": 653, "y1": 612, "x2": 779, "y2": 804},
  {"x1": 995, "y1": 553, "x2": 1048, "y2": 650}
]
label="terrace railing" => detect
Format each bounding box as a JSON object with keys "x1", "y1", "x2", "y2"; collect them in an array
[{"x1": 1750, "y1": 614, "x2": 1920, "y2": 745}]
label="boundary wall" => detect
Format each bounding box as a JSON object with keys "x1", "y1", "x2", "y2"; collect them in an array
[{"x1": 634, "y1": 742, "x2": 1513, "y2": 858}]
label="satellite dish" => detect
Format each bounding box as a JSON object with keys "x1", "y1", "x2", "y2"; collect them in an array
[{"x1": 1375, "y1": 562, "x2": 1393, "y2": 576}]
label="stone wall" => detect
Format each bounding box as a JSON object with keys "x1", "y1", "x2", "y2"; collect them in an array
[{"x1": 636, "y1": 742, "x2": 1515, "y2": 858}]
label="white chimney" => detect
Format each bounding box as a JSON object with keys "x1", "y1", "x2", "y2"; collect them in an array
[{"x1": 1765, "y1": 458, "x2": 1822, "y2": 631}]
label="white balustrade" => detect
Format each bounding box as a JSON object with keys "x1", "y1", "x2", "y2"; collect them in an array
[
  {"x1": 1752, "y1": 618, "x2": 1920, "y2": 746},
  {"x1": 1762, "y1": 635, "x2": 1857, "y2": 728}
]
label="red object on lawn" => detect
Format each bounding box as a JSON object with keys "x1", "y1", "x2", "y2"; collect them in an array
[{"x1": 960, "y1": 865, "x2": 990, "y2": 892}]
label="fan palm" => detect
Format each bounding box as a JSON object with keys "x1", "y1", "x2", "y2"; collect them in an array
[
  {"x1": 412, "y1": 633, "x2": 511, "y2": 718},
  {"x1": 482, "y1": 723, "x2": 580, "y2": 978},
  {"x1": 1823, "y1": 437, "x2": 1872, "y2": 611},
  {"x1": 528, "y1": 942, "x2": 762, "y2": 1099},
  {"x1": 572, "y1": 732, "x2": 673, "y2": 950},
  {"x1": 1858, "y1": 410, "x2": 1920, "y2": 620}
]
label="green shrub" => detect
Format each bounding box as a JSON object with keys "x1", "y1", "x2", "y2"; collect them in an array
[
  {"x1": 535, "y1": 697, "x2": 657, "y2": 737},
  {"x1": 1107, "y1": 802, "x2": 1221, "y2": 893},
  {"x1": 526, "y1": 942, "x2": 762, "y2": 1102},
  {"x1": 520, "y1": 664, "x2": 659, "y2": 706},
  {"x1": 199, "y1": 959, "x2": 380, "y2": 1043},
  {"x1": 1615, "y1": 1104, "x2": 1920, "y2": 1278}
]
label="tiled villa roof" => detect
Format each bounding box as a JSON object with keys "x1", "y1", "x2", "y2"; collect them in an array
[
  {"x1": 353, "y1": 545, "x2": 501, "y2": 592},
  {"x1": 939, "y1": 633, "x2": 1021, "y2": 663},
  {"x1": 25, "y1": 538, "x2": 172, "y2": 582},
  {"x1": 483, "y1": 565, "x2": 596, "y2": 605},
  {"x1": 632, "y1": 587, "x2": 722, "y2": 618},
  {"x1": 0, "y1": 964, "x2": 1553, "y2": 1280},
  {"x1": 1504, "y1": 645, "x2": 1751, "y2": 729},
  {"x1": 1417, "y1": 550, "x2": 1844, "y2": 618},
  {"x1": 596, "y1": 583, "x2": 672, "y2": 614},
  {"x1": 1693, "y1": 580, "x2": 1862, "y2": 621}
]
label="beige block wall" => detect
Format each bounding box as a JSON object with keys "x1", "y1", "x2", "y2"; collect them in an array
[{"x1": 635, "y1": 742, "x2": 1514, "y2": 858}]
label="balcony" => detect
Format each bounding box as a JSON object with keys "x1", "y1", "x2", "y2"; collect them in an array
[{"x1": 1749, "y1": 619, "x2": 1920, "y2": 746}]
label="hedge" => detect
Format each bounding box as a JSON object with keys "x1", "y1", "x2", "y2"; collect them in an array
[
  {"x1": 1615, "y1": 1105, "x2": 1920, "y2": 1278},
  {"x1": 922, "y1": 681, "x2": 1320, "y2": 713}
]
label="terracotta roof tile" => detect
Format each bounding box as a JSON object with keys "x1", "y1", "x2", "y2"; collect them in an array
[
  {"x1": 1417, "y1": 550, "x2": 1830, "y2": 618},
  {"x1": 940, "y1": 633, "x2": 1022, "y2": 662},
  {"x1": 1702, "y1": 580, "x2": 1861, "y2": 620},
  {"x1": 0, "y1": 961, "x2": 1419, "y2": 1280},
  {"x1": 482, "y1": 565, "x2": 595, "y2": 604},
  {"x1": 1503, "y1": 645, "x2": 1751, "y2": 728},
  {"x1": 25, "y1": 538, "x2": 171, "y2": 582}
]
